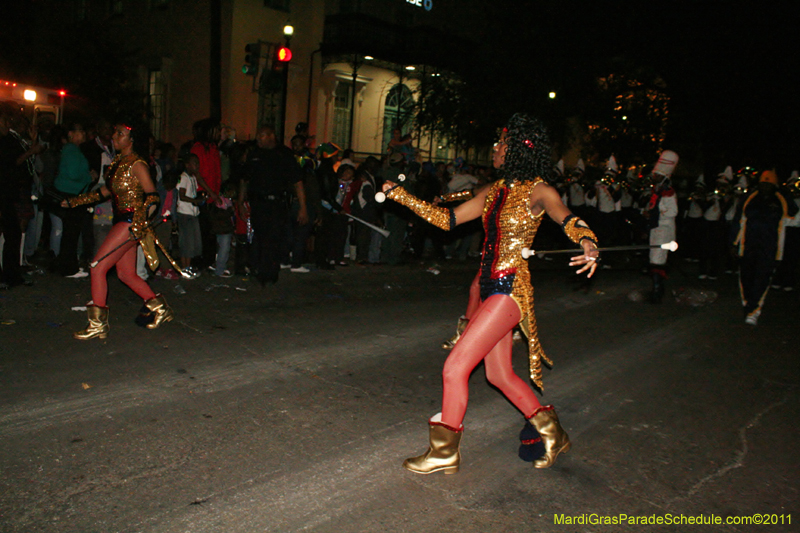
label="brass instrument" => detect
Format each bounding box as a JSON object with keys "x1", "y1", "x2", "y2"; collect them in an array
[{"x1": 786, "y1": 176, "x2": 800, "y2": 198}]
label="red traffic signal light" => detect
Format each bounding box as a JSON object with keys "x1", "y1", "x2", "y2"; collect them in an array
[{"x1": 276, "y1": 46, "x2": 292, "y2": 62}]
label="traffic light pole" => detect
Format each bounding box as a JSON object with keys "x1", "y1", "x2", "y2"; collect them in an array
[{"x1": 279, "y1": 60, "x2": 288, "y2": 144}]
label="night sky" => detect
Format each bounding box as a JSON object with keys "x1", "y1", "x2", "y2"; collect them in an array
[
  {"x1": 2, "y1": 1, "x2": 798, "y2": 173},
  {"x1": 488, "y1": 1, "x2": 800, "y2": 173}
]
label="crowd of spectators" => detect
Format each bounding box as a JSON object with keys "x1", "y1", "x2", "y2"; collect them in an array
[
  {"x1": 2, "y1": 104, "x2": 798, "y2": 319},
  {"x1": 0, "y1": 112, "x2": 497, "y2": 289}
]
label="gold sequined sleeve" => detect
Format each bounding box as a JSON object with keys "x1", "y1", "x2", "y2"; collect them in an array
[
  {"x1": 67, "y1": 190, "x2": 103, "y2": 208},
  {"x1": 439, "y1": 190, "x2": 474, "y2": 203},
  {"x1": 561, "y1": 214, "x2": 598, "y2": 247},
  {"x1": 387, "y1": 187, "x2": 456, "y2": 231}
]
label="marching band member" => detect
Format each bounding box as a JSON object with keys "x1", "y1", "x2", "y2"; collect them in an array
[
  {"x1": 645, "y1": 150, "x2": 679, "y2": 303},
  {"x1": 772, "y1": 171, "x2": 800, "y2": 291},
  {"x1": 735, "y1": 170, "x2": 798, "y2": 325}
]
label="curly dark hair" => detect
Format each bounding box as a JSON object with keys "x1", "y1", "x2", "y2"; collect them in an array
[
  {"x1": 115, "y1": 117, "x2": 152, "y2": 158},
  {"x1": 500, "y1": 113, "x2": 552, "y2": 184}
]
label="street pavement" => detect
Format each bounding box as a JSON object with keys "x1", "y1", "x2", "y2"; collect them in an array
[{"x1": 0, "y1": 254, "x2": 797, "y2": 533}]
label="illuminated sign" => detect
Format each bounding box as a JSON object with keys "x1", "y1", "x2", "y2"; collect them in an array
[{"x1": 406, "y1": 0, "x2": 432, "y2": 11}]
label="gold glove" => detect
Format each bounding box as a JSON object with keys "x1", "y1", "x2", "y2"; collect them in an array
[
  {"x1": 561, "y1": 214, "x2": 598, "y2": 247},
  {"x1": 67, "y1": 190, "x2": 103, "y2": 208},
  {"x1": 387, "y1": 187, "x2": 455, "y2": 231},
  {"x1": 439, "y1": 190, "x2": 474, "y2": 203},
  {"x1": 130, "y1": 192, "x2": 161, "y2": 238}
]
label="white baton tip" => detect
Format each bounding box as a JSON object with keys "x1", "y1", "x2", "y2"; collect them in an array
[
  {"x1": 521, "y1": 247, "x2": 534, "y2": 259},
  {"x1": 397, "y1": 174, "x2": 406, "y2": 182},
  {"x1": 661, "y1": 241, "x2": 678, "y2": 252},
  {"x1": 375, "y1": 191, "x2": 386, "y2": 203}
]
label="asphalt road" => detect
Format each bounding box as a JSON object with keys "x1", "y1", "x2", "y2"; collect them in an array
[{"x1": 1, "y1": 255, "x2": 797, "y2": 533}]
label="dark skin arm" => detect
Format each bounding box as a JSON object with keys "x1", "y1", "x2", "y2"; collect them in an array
[{"x1": 294, "y1": 181, "x2": 308, "y2": 224}]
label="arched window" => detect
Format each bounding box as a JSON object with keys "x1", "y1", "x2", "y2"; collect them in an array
[{"x1": 382, "y1": 84, "x2": 414, "y2": 151}]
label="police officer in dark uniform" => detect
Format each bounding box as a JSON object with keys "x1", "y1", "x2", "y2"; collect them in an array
[{"x1": 239, "y1": 126, "x2": 307, "y2": 284}]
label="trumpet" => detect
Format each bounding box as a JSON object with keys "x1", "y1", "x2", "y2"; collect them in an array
[{"x1": 786, "y1": 178, "x2": 800, "y2": 197}]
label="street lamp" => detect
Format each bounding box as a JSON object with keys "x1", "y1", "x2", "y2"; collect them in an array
[
  {"x1": 548, "y1": 91, "x2": 556, "y2": 99},
  {"x1": 283, "y1": 24, "x2": 294, "y2": 39}
]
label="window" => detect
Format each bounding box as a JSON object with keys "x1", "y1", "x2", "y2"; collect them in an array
[
  {"x1": 331, "y1": 82, "x2": 353, "y2": 149},
  {"x1": 382, "y1": 84, "x2": 414, "y2": 151},
  {"x1": 148, "y1": 70, "x2": 165, "y2": 139},
  {"x1": 264, "y1": 0, "x2": 290, "y2": 12}
]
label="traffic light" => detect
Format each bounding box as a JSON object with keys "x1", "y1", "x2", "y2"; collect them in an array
[
  {"x1": 242, "y1": 43, "x2": 261, "y2": 76},
  {"x1": 276, "y1": 45, "x2": 292, "y2": 63}
]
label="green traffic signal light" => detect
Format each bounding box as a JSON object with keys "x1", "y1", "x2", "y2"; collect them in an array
[{"x1": 243, "y1": 42, "x2": 261, "y2": 76}]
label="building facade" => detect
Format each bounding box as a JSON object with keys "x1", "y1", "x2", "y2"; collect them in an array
[{"x1": 42, "y1": 0, "x2": 484, "y2": 162}]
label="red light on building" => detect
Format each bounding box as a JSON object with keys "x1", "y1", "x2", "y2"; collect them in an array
[{"x1": 59, "y1": 90, "x2": 66, "y2": 96}]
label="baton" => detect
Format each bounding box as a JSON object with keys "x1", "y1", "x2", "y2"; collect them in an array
[
  {"x1": 320, "y1": 200, "x2": 390, "y2": 238},
  {"x1": 521, "y1": 241, "x2": 678, "y2": 259},
  {"x1": 374, "y1": 174, "x2": 406, "y2": 203},
  {"x1": 150, "y1": 231, "x2": 191, "y2": 279},
  {"x1": 89, "y1": 215, "x2": 168, "y2": 268}
]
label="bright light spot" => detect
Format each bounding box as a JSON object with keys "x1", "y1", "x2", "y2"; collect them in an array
[
  {"x1": 364, "y1": 55, "x2": 374, "y2": 60},
  {"x1": 622, "y1": 115, "x2": 628, "y2": 120},
  {"x1": 277, "y1": 47, "x2": 292, "y2": 62},
  {"x1": 23, "y1": 90, "x2": 37, "y2": 102},
  {"x1": 283, "y1": 25, "x2": 294, "y2": 37},
  {"x1": 405, "y1": 65, "x2": 416, "y2": 71},
  {"x1": 548, "y1": 92, "x2": 556, "y2": 99},
  {"x1": 59, "y1": 90, "x2": 66, "y2": 96}
]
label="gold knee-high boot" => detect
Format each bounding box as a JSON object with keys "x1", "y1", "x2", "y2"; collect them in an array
[
  {"x1": 441, "y1": 316, "x2": 469, "y2": 349},
  {"x1": 144, "y1": 294, "x2": 174, "y2": 329},
  {"x1": 403, "y1": 413, "x2": 463, "y2": 475},
  {"x1": 74, "y1": 305, "x2": 110, "y2": 340},
  {"x1": 528, "y1": 405, "x2": 571, "y2": 468}
]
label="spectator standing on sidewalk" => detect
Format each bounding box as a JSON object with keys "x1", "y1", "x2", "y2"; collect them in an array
[
  {"x1": 176, "y1": 154, "x2": 204, "y2": 279},
  {"x1": 190, "y1": 118, "x2": 222, "y2": 268},
  {"x1": 53, "y1": 122, "x2": 94, "y2": 278},
  {"x1": 0, "y1": 102, "x2": 40, "y2": 288},
  {"x1": 210, "y1": 180, "x2": 235, "y2": 277}
]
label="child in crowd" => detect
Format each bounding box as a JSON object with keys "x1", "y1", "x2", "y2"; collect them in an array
[
  {"x1": 210, "y1": 181, "x2": 236, "y2": 277},
  {"x1": 176, "y1": 154, "x2": 203, "y2": 279},
  {"x1": 155, "y1": 169, "x2": 181, "y2": 280},
  {"x1": 233, "y1": 188, "x2": 251, "y2": 275}
]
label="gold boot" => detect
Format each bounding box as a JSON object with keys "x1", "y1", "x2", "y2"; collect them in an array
[
  {"x1": 529, "y1": 405, "x2": 571, "y2": 468},
  {"x1": 441, "y1": 316, "x2": 469, "y2": 349},
  {"x1": 403, "y1": 413, "x2": 463, "y2": 475},
  {"x1": 74, "y1": 305, "x2": 110, "y2": 340},
  {"x1": 143, "y1": 294, "x2": 174, "y2": 329}
]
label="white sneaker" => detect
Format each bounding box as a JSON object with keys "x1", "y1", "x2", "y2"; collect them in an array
[
  {"x1": 290, "y1": 266, "x2": 310, "y2": 273},
  {"x1": 745, "y1": 310, "x2": 760, "y2": 326},
  {"x1": 698, "y1": 274, "x2": 708, "y2": 280},
  {"x1": 280, "y1": 264, "x2": 291, "y2": 269},
  {"x1": 65, "y1": 268, "x2": 89, "y2": 279}
]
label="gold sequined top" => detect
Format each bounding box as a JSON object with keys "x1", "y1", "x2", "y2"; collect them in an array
[
  {"x1": 107, "y1": 154, "x2": 149, "y2": 223},
  {"x1": 480, "y1": 178, "x2": 553, "y2": 389}
]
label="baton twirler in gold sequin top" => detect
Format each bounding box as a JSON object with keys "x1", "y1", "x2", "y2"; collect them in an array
[
  {"x1": 107, "y1": 154, "x2": 149, "y2": 224},
  {"x1": 480, "y1": 178, "x2": 553, "y2": 389},
  {"x1": 389, "y1": 177, "x2": 558, "y2": 389}
]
